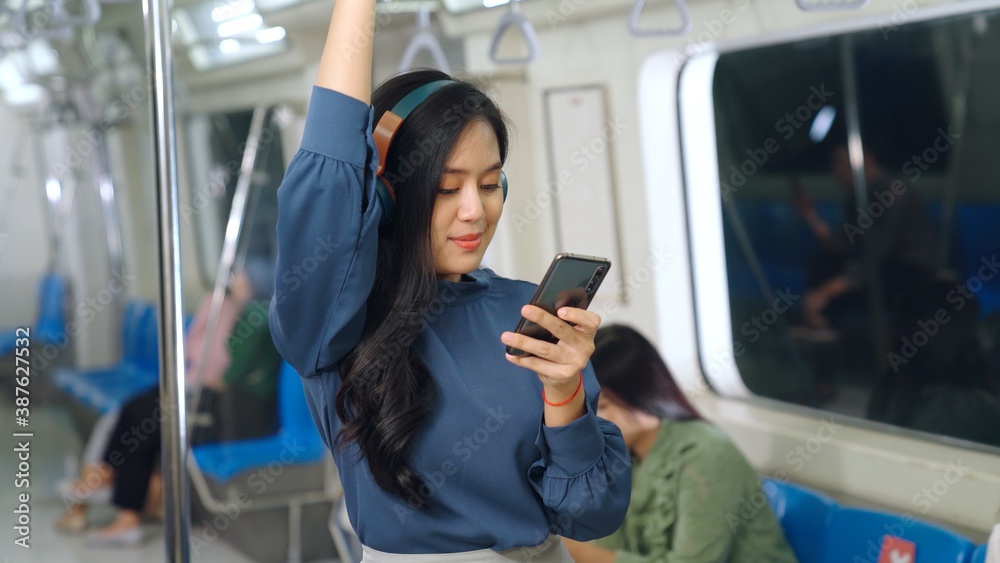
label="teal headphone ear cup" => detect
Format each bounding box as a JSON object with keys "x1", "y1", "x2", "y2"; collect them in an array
[
  {"x1": 375, "y1": 176, "x2": 396, "y2": 231},
  {"x1": 500, "y1": 170, "x2": 508, "y2": 202}
]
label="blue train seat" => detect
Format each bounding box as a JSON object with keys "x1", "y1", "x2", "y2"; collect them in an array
[
  {"x1": 971, "y1": 543, "x2": 988, "y2": 563},
  {"x1": 36, "y1": 274, "x2": 67, "y2": 343},
  {"x1": 821, "y1": 507, "x2": 975, "y2": 563},
  {"x1": 763, "y1": 479, "x2": 837, "y2": 563},
  {"x1": 0, "y1": 273, "x2": 67, "y2": 356},
  {"x1": 52, "y1": 301, "x2": 160, "y2": 414},
  {"x1": 192, "y1": 361, "x2": 326, "y2": 482}
]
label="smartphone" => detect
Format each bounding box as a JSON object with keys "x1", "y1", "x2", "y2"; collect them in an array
[{"x1": 506, "y1": 253, "x2": 611, "y2": 357}]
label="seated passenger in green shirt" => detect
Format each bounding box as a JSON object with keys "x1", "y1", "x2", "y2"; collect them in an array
[{"x1": 564, "y1": 325, "x2": 798, "y2": 563}]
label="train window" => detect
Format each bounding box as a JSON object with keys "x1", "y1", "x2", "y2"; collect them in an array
[
  {"x1": 190, "y1": 108, "x2": 285, "y2": 298},
  {"x1": 703, "y1": 9, "x2": 1000, "y2": 448}
]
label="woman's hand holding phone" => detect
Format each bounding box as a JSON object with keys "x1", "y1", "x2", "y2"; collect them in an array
[
  {"x1": 502, "y1": 253, "x2": 609, "y2": 425},
  {"x1": 501, "y1": 304, "x2": 601, "y2": 424}
]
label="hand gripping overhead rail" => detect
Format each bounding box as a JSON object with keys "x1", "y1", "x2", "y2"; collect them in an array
[
  {"x1": 490, "y1": 0, "x2": 539, "y2": 64},
  {"x1": 399, "y1": 5, "x2": 451, "y2": 74},
  {"x1": 629, "y1": 0, "x2": 692, "y2": 37}
]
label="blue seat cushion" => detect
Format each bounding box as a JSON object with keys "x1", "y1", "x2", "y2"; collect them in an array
[
  {"x1": 0, "y1": 274, "x2": 68, "y2": 355},
  {"x1": 50, "y1": 300, "x2": 194, "y2": 416},
  {"x1": 52, "y1": 364, "x2": 159, "y2": 415},
  {"x1": 822, "y1": 507, "x2": 975, "y2": 563},
  {"x1": 971, "y1": 543, "x2": 988, "y2": 563},
  {"x1": 763, "y1": 479, "x2": 837, "y2": 563},
  {"x1": 192, "y1": 361, "x2": 326, "y2": 483}
]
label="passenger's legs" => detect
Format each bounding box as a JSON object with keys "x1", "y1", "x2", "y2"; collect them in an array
[
  {"x1": 104, "y1": 388, "x2": 160, "y2": 513},
  {"x1": 54, "y1": 409, "x2": 120, "y2": 534},
  {"x1": 88, "y1": 388, "x2": 161, "y2": 546}
]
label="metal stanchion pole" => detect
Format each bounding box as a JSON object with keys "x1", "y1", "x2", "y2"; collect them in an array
[{"x1": 143, "y1": 0, "x2": 190, "y2": 557}]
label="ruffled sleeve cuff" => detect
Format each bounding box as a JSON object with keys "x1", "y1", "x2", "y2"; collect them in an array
[{"x1": 536, "y1": 400, "x2": 606, "y2": 478}]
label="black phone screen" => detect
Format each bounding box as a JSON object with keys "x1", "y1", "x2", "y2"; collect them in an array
[{"x1": 507, "y1": 255, "x2": 610, "y2": 356}]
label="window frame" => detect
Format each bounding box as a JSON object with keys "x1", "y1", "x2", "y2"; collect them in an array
[{"x1": 669, "y1": 0, "x2": 1000, "y2": 455}]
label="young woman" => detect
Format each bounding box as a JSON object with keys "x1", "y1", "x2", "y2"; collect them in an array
[
  {"x1": 267, "y1": 1, "x2": 630, "y2": 560},
  {"x1": 564, "y1": 325, "x2": 798, "y2": 563}
]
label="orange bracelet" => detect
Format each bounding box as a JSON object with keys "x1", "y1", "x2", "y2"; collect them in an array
[{"x1": 542, "y1": 373, "x2": 584, "y2": 407}]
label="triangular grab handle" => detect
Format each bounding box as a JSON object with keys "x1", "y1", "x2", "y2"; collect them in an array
[
  {"x1": 399, "y1": 7, "x2": 451, "y2": 73},
  {"x1": 489, "y1": 0, "x2": 539, "y2": 65},
  {"x1": 628, "y1": 0, "x2": 692, "y2": 37}
]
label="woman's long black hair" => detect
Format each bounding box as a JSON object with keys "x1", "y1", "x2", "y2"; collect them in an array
[
  {"x1": 334, "y1": 70, "x2": 509, "y2": 506},
  {"x1": 592, "y1": 325, "x2": 701, "y2": 420}
]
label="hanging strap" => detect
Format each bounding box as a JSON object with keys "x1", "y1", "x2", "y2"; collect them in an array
[
  {"x1": 399, "y1": 7, "x2": 451, "y2": 73},
  {"x1": 628, "y1": 0, "x2": 692, "y2": 37},
  {"x1": 489, "y1": 0, "x2": 539, "y2": 64}
]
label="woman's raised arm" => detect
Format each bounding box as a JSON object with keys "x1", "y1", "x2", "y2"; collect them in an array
[
  {"x1": 316, "y1": 0, "x2": 377, "y2": 103},
  {"x1": 269, "y1": 0, "x2": 382, "y2": 378}
]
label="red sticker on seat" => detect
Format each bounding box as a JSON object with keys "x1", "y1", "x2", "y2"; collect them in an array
[{"x1": 878, "y1": 535, "x2": 917, "y2": 563}]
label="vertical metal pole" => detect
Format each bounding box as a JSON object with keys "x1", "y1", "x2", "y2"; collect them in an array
[
  {"x1": 93, "y1": 132, "x2": 126, "y2": 357},
  {"x1": 31, "y1": 127, "x2": 62, "y2": 273},
  {"x1": 936, "y1": 29, "x2": 976, "y2": 270},
  {"x1": 186, "y1": 106, "x2": 266, "y2": 423},
  {"x1": 839, "y1": 35, "x2": 888, "y2": 372},
  {"x1": 143, "y1": 0, "x2": 190, "y2": 558}
]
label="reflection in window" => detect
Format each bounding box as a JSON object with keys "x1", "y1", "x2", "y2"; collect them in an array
[{"x1": 712, "y1": 10, "x2": 1000, "y2": 448}]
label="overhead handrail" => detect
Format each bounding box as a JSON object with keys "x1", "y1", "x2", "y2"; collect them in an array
[
  {"x1": 629, "y1": 0, "x2": 692, "y2": 37},
  {"x1": 795, "y1": 0, "x2": 869, "y2": 12},
  {"x1": 399, "y1": 6, "x2": 450, "y2": 74},
  {"x1": 489, "y1": 0, "x2": 538, "y2": 65}
]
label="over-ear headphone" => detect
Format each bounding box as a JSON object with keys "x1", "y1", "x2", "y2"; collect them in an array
[{"x1": 372, "y1": 79, "x2": 508, "y2": 230}]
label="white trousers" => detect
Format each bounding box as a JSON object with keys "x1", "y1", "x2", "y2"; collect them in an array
[{"x1": 360, "y1": 535, "x2": 574, "y2": 562}]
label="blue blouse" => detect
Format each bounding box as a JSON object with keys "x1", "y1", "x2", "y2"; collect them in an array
[{"x1": 268, "y1": 86, "x2": 631, "y2": 554}]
